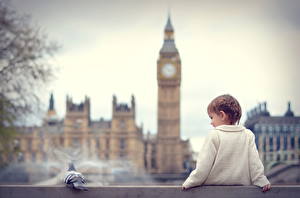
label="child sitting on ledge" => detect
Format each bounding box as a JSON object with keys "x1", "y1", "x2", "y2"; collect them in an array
[{"x1": 182, "y1": 94, "x2": 271, "y2": 192}]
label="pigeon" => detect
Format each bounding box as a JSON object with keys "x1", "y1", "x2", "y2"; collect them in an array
[{"x1": 64, "y1": 162, "x2": 88, "y2": 191}]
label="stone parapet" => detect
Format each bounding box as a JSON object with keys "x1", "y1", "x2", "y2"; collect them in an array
[{"x1": 1, "y1": 185, "x2": 300, "y2": 198}]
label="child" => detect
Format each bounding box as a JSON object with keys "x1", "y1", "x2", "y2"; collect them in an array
[{"x1": 182, "y1": 94, "x2": 271, "y2": 192}]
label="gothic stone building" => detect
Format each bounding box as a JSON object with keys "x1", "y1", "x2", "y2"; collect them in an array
[
  {"x1": 244, "y1": 102, "x2": 300, "y2": 175},
  {"x1": 14, "y1": 17, "x2": 192, "y2": 175}
]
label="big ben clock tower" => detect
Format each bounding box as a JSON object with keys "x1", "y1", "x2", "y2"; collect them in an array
[{"x1": 156, "y1": 16, "x2": 184, "y2": 173}]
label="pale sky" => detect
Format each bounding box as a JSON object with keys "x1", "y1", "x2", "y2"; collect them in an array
[{"x1": 11, "y1": 0, "x2": 300, "y2": 152}]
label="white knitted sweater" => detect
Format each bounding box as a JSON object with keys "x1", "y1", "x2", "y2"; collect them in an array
[{"x1": 183, "y1": 125, "x2": 270, "y2": 188}]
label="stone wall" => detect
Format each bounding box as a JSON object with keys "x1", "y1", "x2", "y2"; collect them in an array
[{"x1": 1, "y1": 185, "x2": 300, "y2": 198}]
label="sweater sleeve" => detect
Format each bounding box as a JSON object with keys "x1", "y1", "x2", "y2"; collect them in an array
[
  {"x1": 248, "y1": 131, "x2": 270, "y2": 187},
  {"x1": 182, "y1": 131, "x2": 218, "y2": 188}
]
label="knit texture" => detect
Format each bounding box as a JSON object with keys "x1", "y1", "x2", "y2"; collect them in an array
[{"x1": 183, "y1": 125, "x2": 270, "y2": 188}]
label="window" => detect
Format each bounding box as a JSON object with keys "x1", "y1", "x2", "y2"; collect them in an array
[
  {"x1": 275, "y1": 125, "x2": 280, "y2": 133},
  {"x1": 106, "y1": 139, "x2": 110, "y2": 149},
  {"x1": 39, "y1": 140, "x2": 44, "y2": 151},
  {"x1": 284, "y1": 136, "x2": 287, "y2": 150},
  {"x1": 74, "y1": 119, "x2": 82, "y2": 128},
  {"x1": 291, "y1": 137, "x2": 295, "y2": 149},
  {"x1": 284, "y1": 154, "x2": 288, "y2": 161},
  {"x1": 43, "y1": 152, "x2": 47, "y2": 161},
  {"x1": 120, "y1": 138, "x2": 126, "y2": 150},
  {"x1": 283, "y1": 125, "x2": 288, "y2": 132},
  {"x1": 28, "y1": 139, "x2": 32, "y2": 151},
  {"x1": 151, "y1": 157, "x2": 156, "y2": 169},
  {"x1": 254, "y1": 124, "x2": 259, "y2": 132},
  {"x1": 270, "y1": 154, "x2": 273, "y2": 161},
  {"x1": 268, "y1": 126, "x2": 273, "y2": 133},
  {"x1": 32, "y1": 152, "x2": 36, "y2": 162},
  {"x1": 119, "y1": 120, "x2": 126, "y2": 129},
  {"x1": 276, "y1": 154, "x2": 280, "y2": 161},
  {"x1": 263, "y1": 136, "x2": 266, "y2": 152},
  {"x1": 296, "y1": 125, "x2": 300, "y2": 132},
  {"x1": 261, "y1": 125, "x2": 266, "y2": 133},
  {"x1": 72, "y1": 138, "x2": 80, "y2": 147},
  {"x1": 291, "y1": 154, "x2": 295, "y2": 160},
  {"x1": 96, "y1": 139, "x2": 100, "y2": 149},
  {"x1": 18, "y1": 152, "x2": 24, "y2": 162},
  {"x1": 276, "y1": 136, "x2": 280, "y2": 151},
  {"x1": 269, "y1": 137, "x2": 273, "y2": 152}
]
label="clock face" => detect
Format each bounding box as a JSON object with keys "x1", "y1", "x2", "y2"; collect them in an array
[{"x1": 162, "y1": 63, "x2": 176, "y2": 78}]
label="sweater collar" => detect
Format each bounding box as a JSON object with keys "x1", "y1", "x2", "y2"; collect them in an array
[{"x1": 215, "y1": 125, "x2": 245, "y2": 132}]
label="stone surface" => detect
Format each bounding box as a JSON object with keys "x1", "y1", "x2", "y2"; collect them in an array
[{"x1": 1, "y1": 185, "x2": 300, "y2": 198}]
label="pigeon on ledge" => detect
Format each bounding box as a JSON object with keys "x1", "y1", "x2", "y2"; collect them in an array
[{"x1": 64, "y1": 162, "x2": 88, "y2": 191}]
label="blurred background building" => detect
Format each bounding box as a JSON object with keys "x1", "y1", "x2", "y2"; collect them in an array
[
  {"x1": 245, "y1": 102, "x2": 300, "y2": 184},
  {"x1": 4, "y1": 17, "x2": 193, "y2": 184}
]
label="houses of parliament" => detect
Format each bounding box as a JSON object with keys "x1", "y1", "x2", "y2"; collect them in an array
[{"x1": 14, "y1": 17, "x2": 192, "y2": 175}]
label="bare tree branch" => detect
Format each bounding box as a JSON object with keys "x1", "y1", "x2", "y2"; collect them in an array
[{"x1": 0, "y1": 0, "x2": 59, "y2": 165}]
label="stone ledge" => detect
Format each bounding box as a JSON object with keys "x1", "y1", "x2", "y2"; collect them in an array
[{"x1": 0, "y1": 185, "x2": 300, "y2": 198}]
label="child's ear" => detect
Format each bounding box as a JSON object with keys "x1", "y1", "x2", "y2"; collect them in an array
[{"x1": 220, "y1": 111, "x2": 227, "y2": 120}]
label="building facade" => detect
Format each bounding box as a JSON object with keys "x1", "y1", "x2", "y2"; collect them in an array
[
  {"x1": 244, "y1": 102, "x2": 300, "y2": 172},
  {"x1": 14, "y1": 17, "x2": 192, "y2": 176}
]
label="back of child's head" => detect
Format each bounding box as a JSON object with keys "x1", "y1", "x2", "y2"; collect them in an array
[{"x1": 207, "y1": 94, "x2": 242, "y2": 124}]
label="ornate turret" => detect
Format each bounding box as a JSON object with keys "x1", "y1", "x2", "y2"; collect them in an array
[
  {"x1": 66, "y1": 95, "x2": 90, "y2": 114},
  {"x1": 159, "y1": 15, "x2": 178, "y2": 54},
  {"x1": 45, "y1": 93, "x2": 59, "y2": 125},
  {"x1": 49, "y1": 93, "x2": 54, "y2": 111},
  {"x1": 246, "y1": 102, "x2": 270, "y2": 120},
  {"x1": 284, "y1": 101, "x2": 294, "y2": 117},
  {"x1": 112, "y1": 95, "x2": 136, "y2": 119},
  {"x1": 64, "y1": 95, "x2": 91, "y2": 130}
]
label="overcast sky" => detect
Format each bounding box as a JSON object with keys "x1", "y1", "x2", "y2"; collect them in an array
[{"x1": 11, "y1": 0, "x2": 300, "y2": 151}]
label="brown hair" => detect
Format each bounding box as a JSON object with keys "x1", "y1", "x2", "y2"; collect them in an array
[{"x1": 207, "y1": 94, "x2": 242, "y2": 124}]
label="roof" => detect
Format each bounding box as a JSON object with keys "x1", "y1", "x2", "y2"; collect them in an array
[
  {"x1": 165, "y1": 16, "x2": 174, "y2": 31},
  {"x1": 90, "y1": 119, "x2": 111, "y2": 133},
  {"x1": 254, "y1": 116, "x2": 300, "y2": 125},
  {"x1": 160, "y1": 40, "x2": 178, "y2": 54}
]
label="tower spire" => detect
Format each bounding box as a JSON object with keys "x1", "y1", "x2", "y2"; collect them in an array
[
  {"x1": 284, "y1": 101, "x2": 294, "y2": 117},
  {"x1": 165, "y1": 13, "x2": 174, "y2": 32},
  {"x1": 160, "y1": 15, "x2": 178, "y2": 54},
  {"x1": 49, "y1": 92, "x2": 55, "y2": 111}
]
